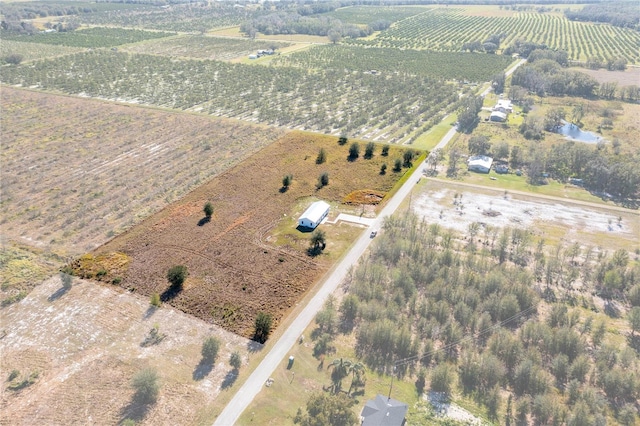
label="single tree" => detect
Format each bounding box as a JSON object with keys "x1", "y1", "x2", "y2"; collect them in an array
[
  {"x1": 328, "y1": 358, "x2": 352, "y2": 394},
  {"x1": 167, "y1": 265, "x2": 188, "y2": 290},
  {"x1": 337, "y1": 135, "x2": 348, "y2": 145},
  {"x1": 348, "y1": 142, "x2": 360, "y2": 161},
  {"x1": 430, "y1": 363, "x2": 453, "y2": 395},
  {"x1": 316, "y1": 148, "x2": 326, "y2": 164},
  {"x1": 203, "y1": 202, "x2": 214, "y2": 219},
  {"x1": 254, "y1": 312, "x2": 273, "y2": 343},
  {"x1": 468, "y1": 135, "x2": 491, "y2": 156},
  {"x1": 309, "y1": 229, "x2": 327, "y2": 255},
  {"x1": 282, "y1": 174, "x2": 293, "y2": 191},
  {"x1": 403, "y1": 149, "x2": 415, "y2": 167},
  {"x1": 393, "y1": 158, "x2": 403, "y2": 172},
  {"x1": 381, "y1": 145, "x2": 390, "y2": 156},
  {"x1": 132, "y1": 367, "x2": 160, "y2": 405},
  {"x1": 447, "y1": 149, "x2": 461, "y2": 178},
  {"x1": 364, "y1": 142, "x2": 375, "y2": 159},
  {"x1": 327, "y1": 29, "x2": 342, "y2": 44},
  {"x1": 380, "y1": 163, "x2": 387, "y2": 175},
  {"x1": 201, "y1": 336, "x2": 221, "y2": 364},
  {"x1": 229, "y1": 351, "x2": 242, "y2": 370}
]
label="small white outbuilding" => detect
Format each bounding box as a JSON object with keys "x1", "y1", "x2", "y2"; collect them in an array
[{"x1": 298, "y1": 201, "x2": 330, "y2": 229}]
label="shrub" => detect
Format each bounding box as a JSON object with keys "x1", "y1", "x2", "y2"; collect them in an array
[
  {"x1": 316, "y1": 148, "x2": 326, "y2": 164},
  {"x1": 132, "y1": 368, "x2": 160, "y2": 405},
  {"x1": 381, "y1": 145, "x2": 390, "y2": 156},
  {"x1": 167, "y1": 265, "x2": 188, "y2": 289},
  {"x1": 393, "y1": 158, "x2": 403, "y2": 172},
  {"x1": 316, "y1": 172, "x2": 329, "y2": 189},
  {"x1": 150, "y1": 293, "x2": 161, "y2": 307},
  {"x1": 338, "y1": 135, "x2": 348, "y2": 145},
  {"x1": 380, "y1": 163, "x2": 387, "y2": 175},
  {"x1": 4, "y1": 54, "x2": 23, "y2": 65},
  {"x1": 202, "y1": 336, "x2": 221, "y2": 364},
  {"x1": 203, "y1": 202, "x2": 214, "y2": 218},
  {"x1": 8, "y1": 369, "x2": 19, "y2": 381},
  {"x1": 230, "y1": 351, "x2": 242, "y2": 369}
]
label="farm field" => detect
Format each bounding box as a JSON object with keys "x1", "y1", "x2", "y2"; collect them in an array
[
  {"x1": 0, "y1": 40, "x2": 83, "y2": 62},
  {"x1": 0, "y1": 274, "x2": 255, "y2": 425},
  {"x1": 65, "y1": 2, "x2": 254, "y2": 32},
  {"x1": 348, "y1": 6, "x2": 640, "y2": 64},
  {"x1": 76, "y1": 132, "x2": 416, "y2": 338},
  {"x1": 123, "y1": 34, "x2": 290, "y2": 61},
  {"x1": 1, "y1": 27, "x2": 175, "y2": 48},
  {"x1": 568, "y1": 67, "x2": 640, "y2": 87},
  {"x1": 325, "y1": 5, "x2": 430, "y2": 25},
  {"x1": 0, "y1": 50, "x2": 459, "y2": 142},
  {"x1": 0, "y1": 87, "x2": 284, "y2": 259},
  {"x1": 272, "y1": 45, "x2": 515, "y2": 82}
]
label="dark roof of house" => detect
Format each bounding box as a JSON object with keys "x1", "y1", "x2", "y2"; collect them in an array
[{"x1": 361, "y1": 394, "x2": 408, "y2": 426}]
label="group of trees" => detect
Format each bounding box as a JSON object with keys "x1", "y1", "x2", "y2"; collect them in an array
[
  {"x1": 512, "y1": 49, "x2": 639, "y2": 101},
  {"x1": 340, "y1": 212, "x2": 639, "y2": 424},
  {"x1": 461, "y1": 33, "x2": 506, "y2": 55},
  {"x1": 456, "y1": 96, "x2": 484, "y2": 134}
]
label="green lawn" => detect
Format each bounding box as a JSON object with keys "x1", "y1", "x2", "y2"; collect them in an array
[{"x1": 411, "y1": 114, "x2": 457, "y2": 150}]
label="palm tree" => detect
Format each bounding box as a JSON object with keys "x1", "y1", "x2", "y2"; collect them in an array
[
  {"x1": 328, "y1": 358, "x2": 352, "y2": 394},
  {"x1": 347, "y1": 362, "x2": 366, "y2": 395}
]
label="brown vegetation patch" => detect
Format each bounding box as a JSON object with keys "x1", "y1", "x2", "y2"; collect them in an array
[
  {"x1": 342, "y1": 189, "x2": 386, "y2": 205},
  {"x1": 88, "y1": 132, "x2": 412, "y2": 338},
  {"x1": 569, "y1": 67, "x2": 640, "y2": 86}
]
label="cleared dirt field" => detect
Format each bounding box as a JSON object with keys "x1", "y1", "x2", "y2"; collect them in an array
[
  {"x1": 0, "y1": 275, "x2": 254, "y2": 425},
  {"x1": 80, "y1": 132, "x2": 413, "y2": 338},
  {"x1": 0, "y1": 87, "x2": 284, "y2": 257},
  {"x1": 413, "y1": 180, "x2": 639, "y2": 250}
]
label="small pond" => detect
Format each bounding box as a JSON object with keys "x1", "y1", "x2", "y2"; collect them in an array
[{"x1": 555, "y1": 121, "x2": 603, "y2": 144}]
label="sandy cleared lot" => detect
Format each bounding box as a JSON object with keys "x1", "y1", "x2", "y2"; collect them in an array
[
  {"x1": 413, "y1": 181, "x2": 639, "y2": 248},
  {"x1": 0, "y1": 275, "x2": 256, "y2": 425},
  {"x1": 569, "y1": 66, "x2": 640, "y2": 86}
]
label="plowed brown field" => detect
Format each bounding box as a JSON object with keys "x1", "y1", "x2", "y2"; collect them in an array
[{"x1": 86, "y1": 132, "x2": 413, "y2": 338}]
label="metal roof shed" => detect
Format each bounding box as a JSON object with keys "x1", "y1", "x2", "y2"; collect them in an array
[{"x1": 298, "y1": 201, "x2": 330, "y2": 229}]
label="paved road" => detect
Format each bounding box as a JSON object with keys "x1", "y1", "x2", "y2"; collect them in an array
[{"x1": 213, "y1": 161, "x2": 426, "y2": 426}]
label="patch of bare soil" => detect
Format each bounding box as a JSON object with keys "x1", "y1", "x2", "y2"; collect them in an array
[
  {"x1": 87, "y1": 132, "x2": 411, "y2": 338},
  {"x1": 413, "y1": 186, "x2": 639, "y2": 248},
  {"x1": 0, "y1": 276, "x2": 255, "y2": 425}
]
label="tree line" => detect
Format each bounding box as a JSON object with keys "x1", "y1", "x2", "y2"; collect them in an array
[{"x1": 565, "y1": 2, "x2": 640, "y2": 30}]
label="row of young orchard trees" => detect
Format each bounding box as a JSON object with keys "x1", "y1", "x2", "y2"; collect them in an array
[{"x1": 312, "y1": 212, "x2": 639, "y2": 424}]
